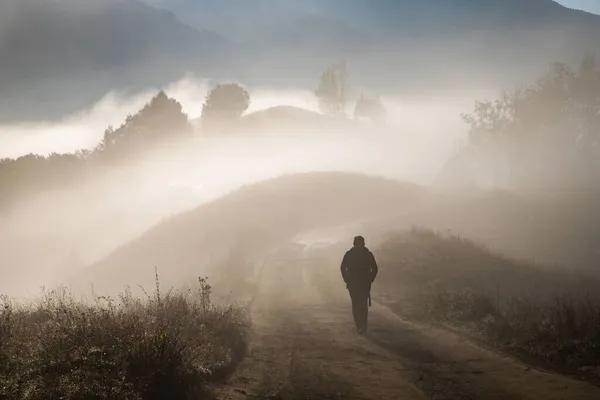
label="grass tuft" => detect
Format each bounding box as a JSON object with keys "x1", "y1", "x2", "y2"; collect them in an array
[{"x1": 0, "y1": 275, "x2": 249, "y2": 400}]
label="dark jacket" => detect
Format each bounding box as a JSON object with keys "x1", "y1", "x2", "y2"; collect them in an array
[{"x1": 341, "y1": 246, "x2": 379, "y2": 290}]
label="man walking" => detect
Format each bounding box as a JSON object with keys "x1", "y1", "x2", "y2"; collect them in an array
[{"x1": 340, "y1": 236, "x2": 379, "y2": 334}]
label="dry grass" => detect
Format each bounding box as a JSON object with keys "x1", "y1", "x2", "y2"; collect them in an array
[
  {"x1": 417, "y1": 287, "x2": 600, "y2": 373},
  {"x1": 377, "y1": 228, "x2": 600, "y2": 374},
  {"x1": 0, "y1": 273, "x2": 249, "y2": 400}
]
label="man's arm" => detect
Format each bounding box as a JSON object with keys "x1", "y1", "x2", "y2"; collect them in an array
[
  {"x1": 370, "y1": 251, "x2": 379, "y2": 282},
  {"x1": 340, "y1": 252, "x2": 349, "y2": 283}
]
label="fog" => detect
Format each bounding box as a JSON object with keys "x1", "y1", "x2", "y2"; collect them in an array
[
  {"x1": 0, "y1": 74, "x2": 472, "y2": 160},
  {"x1": 3, "y1": 6, "x2": 600, "y2": 399},
  {"x1": 3, "y1": 65, "x2": 599, "y2": 300},
  {"x1": 0, "y1": 72, "x2": 482, "y2": 296}
]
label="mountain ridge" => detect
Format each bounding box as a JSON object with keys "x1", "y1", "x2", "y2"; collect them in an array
[
  {"x1": 0, "y1": 0, "x2": 228, "y2": 121},
  {"x1": 144, "y1": 0, "x2": 596, "y2": 39},
  {"x1": 3, "y1": 0, "x2": 600, "y2": 121}
]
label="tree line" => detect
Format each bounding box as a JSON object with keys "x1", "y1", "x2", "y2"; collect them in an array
[
  {"x1": 0, "y1": 63, "x2": 388, "y2": 212},
  {"x1": 0, "y1": 84, "x2": 251, "y2": 211}
]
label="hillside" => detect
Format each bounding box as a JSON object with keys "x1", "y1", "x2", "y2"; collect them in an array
[
  {"x1": 73, "y1": 172, "x2": 426, "y2": 293},
  {"x1": 146, "y1": 0, "x2": 579, "y2": 38},
  {"x1": 69, "y1": 169, "x2": 600, "y2": 295},
  {"x1": 5, "y1": 0, "x2": 600, "y2": 120},
  {"x1": 0, "y1": 0, "x2": 227, "y2": 122},
  {"x1": 146, "y1": 0, "x2": 600, "y2": 91}
]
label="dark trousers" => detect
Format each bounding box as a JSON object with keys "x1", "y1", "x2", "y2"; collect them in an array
[{"x1": 348, "y1": 286, "x2": 369, "y2": 332}]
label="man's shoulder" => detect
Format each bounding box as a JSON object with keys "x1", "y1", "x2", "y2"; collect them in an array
[{"x1": 347, "y1": 247, "x2": 373, "y2": 256}]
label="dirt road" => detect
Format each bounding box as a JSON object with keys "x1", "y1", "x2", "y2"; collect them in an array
[{"x1": 214, "y1": 246, "x2": 600, "y2": 400}]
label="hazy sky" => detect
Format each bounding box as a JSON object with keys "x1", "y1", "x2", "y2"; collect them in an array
[{"x1": 557, "y1": 0, "x2": 600, "y2": 14}]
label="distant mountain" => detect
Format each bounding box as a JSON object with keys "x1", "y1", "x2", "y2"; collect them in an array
[
  {"x1": 4, "y1": 0, "x2": 600, "y2": 122},
  {"x1": 145, "y1": 0, "x2": 590, "y2": 38},
  {"x1": 0, "y1": 0, "x2": 227, "y2": 121},
  {"x1": 144, "y1": 0, "x2": 600, "y2": 92}
]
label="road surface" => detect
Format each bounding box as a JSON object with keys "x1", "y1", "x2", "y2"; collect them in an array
[{"x1": 214, "y1": 245, "x2": 600, "y2": 400}]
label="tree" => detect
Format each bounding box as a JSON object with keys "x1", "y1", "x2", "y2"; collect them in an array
[
  {"x1": 354, "y1": 94, "x2": 387, "y2": 123},
  {"x1": 0, "y1": 92, "x2": 192, "y2": 211},
  {"x1": 315, "y1": 61, "x2": 348, "y2": 115},
  {"x1": 201, "y1": 83, "x2": 250, "y2": 129},
  {"x1": 97, "y1": 91, "x2": 191, "y2": 159},
  {"x1": 459, "y1": 55, "x2": 600, "y2": 188},
  {"x1": 464, "y1": 57, "x2": 600, "y2": 151}
]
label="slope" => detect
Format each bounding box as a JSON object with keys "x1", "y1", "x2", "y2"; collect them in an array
[
  {"x1": 144, "y1": 0, "x2": 577, "y2": 38},
  {"x1": 144, "y1": 0, "x2": 600, "y2": 92},
  {"x1": 73, "y1": 172, "x2": 426, "y2": 294},
  {"x1": 72, "y1": 170, "x2": 600, "y2": 296},
  {"x1": 0, "y1": 0, "x2": 227, "y2": 122}
]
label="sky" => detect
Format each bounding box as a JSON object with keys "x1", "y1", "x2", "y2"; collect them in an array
[{"x1": 557, "y1": 0, "x2": 600, "y2": 14}]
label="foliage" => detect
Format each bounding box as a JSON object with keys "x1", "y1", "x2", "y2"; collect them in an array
[
  {"x1": 462, "y1": 55, "x2": 600, "y2": 165},
  {"x1": 377, "y1": 228, "x2": 600, "y2": 374},
  {"x1": 422, "y1": 288, "x2": 600, "y2": 371},
  {"x1": 0, "y1": 276, "x2": 249, "y2": 400},
  {"x1": 450, "y1": 55, "x2": 600, "y2": 190},
  {"x1": 0, "y1": 91, "x2": 191, "y2": 212},
  {"x1": 0, "y1": 153, "x2": 89, "y2": 212},
  {"x1": 97, "y1": 91, "x2": 192, "y2": 159},
  {"x1": 201, "y1": 83, "x2": 250, "y2": 128},
  {"x1": 315, "y1": 61, "x2": 348, "y2": 116},
  {"x1": 354, "y1": 94, "x2": 387, "y2": 122}
]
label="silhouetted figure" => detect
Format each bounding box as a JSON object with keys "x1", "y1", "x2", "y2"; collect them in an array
[{"x1": 341, "y1": 236, "x2": 378, "y2": 334}]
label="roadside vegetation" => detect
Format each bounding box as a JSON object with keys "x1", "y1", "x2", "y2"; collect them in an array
[
  {"x1": 377, "y1": 228, "x2": 600, "y2": 378},
  {"x1": 372, "y1": 54, "x2": 600, "y2": 377},
  {"x1": 0, "y1": 274, "x2": 249, "y2": 400}
]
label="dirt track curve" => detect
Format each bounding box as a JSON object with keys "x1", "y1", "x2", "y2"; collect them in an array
[{"x1": 214, "y1": 246, "x2": 600, "y2": 400}]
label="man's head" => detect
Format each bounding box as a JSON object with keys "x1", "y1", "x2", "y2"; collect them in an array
[{"x1": 353, "y1": 235, "x2": 365, "y2": 247}]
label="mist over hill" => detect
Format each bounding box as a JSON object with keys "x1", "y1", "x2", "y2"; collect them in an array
[
  {"x1": 67, "y1": 171, "x2": 600, "y2": 297},
  {"x1": 3, "y1": 0, "x2": 600, "y2": 296},
  {"x1": 71, "y1": 172, "x2": 426, "y2": 294}
]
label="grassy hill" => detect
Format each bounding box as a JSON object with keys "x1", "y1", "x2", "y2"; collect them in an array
[
  {"x1": 73, "y1": 172, "x2": 426, "y2": 294},
  {"x1": 71, "y1": 170, "x2": 600, "y2": 295},
  {"x1": 376, "y1": 229, "x2": 600, "y2": 376}
]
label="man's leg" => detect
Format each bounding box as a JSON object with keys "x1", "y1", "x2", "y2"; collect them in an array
[
  {"x1": 359, "y1": 287, "x2": 369, "y2": 333},
  {"x1": 350, "y1": 287, "x2": 369, "y2": 333},
  {"x1": 349, "y1": 289, "x2": 361, "y2": 331}
]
